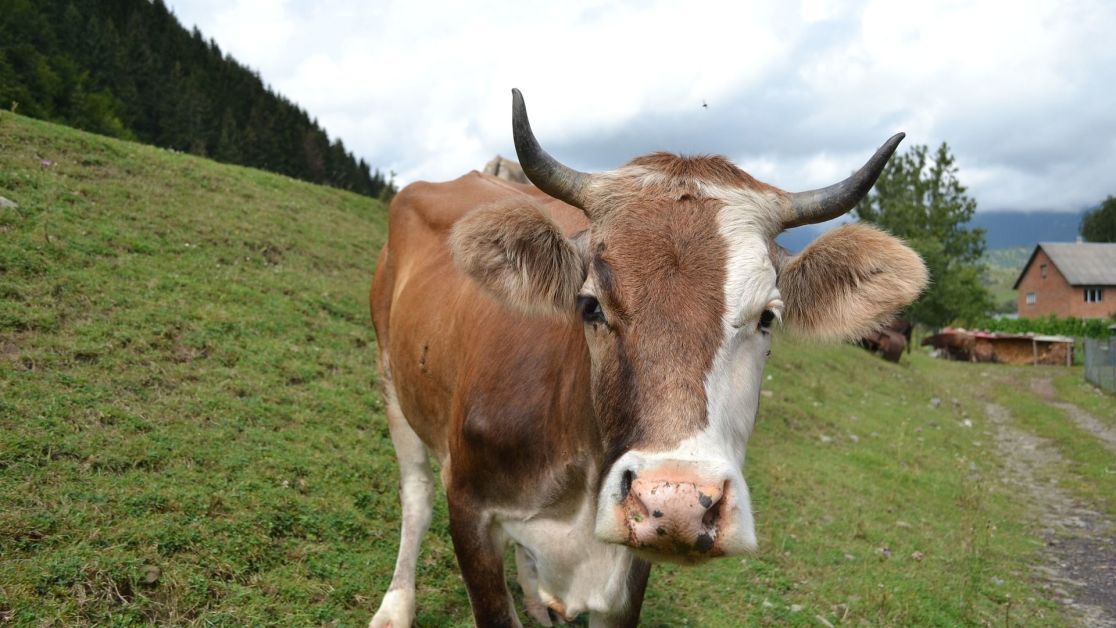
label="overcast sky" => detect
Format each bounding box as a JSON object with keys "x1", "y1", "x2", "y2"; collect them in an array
[{"x1": 167, "y1": 0, "x2": 1115, "y2": 213}]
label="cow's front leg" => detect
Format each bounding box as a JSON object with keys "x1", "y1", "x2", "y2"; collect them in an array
[
  {"x1": 448, "y1": 492, "x2": 521, "y2": 628},
  {"x1": 516, "y1": 545, "x2": 565, "y2": 626},
  {"x1": 370, "y1": 390, "x2": 435, "y2": 628},
  {"x1": 588, "y1": 558, "x2": 651, "y2": 628}
]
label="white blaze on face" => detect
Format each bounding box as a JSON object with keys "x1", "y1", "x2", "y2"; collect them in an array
[
  {"x1": 697, "y1": 191, "x2": 784, "y2": 550},
  {"x1": 707, "y1": 187, "x2": 784, "y2": 461}
]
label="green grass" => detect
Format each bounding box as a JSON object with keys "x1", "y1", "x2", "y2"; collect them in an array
[
  {"x1": 1054, "y1": 371, "x2": 1116, "y2": 429},
  {"x1": 0, "y1": 111, "x2": 437, "y2": 624},
  {"x1": 1, "y1": 112, "x2": 1104, "y2": 625}
]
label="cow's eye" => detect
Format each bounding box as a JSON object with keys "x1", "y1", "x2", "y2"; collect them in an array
[
  {"x1": 759, "y1": 309, "x2": 776, "y2": 331},
  {"x1": 577, "y1": 295, "x2": 606, "y2": 325}
]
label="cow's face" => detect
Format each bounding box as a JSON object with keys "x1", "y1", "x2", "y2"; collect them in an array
[
  {"x1": 450, "y1": 90, "x2": 927, "y2": 563},
  {"x1": 577, "y1": 161, "x2": 782, "y2": 561}
]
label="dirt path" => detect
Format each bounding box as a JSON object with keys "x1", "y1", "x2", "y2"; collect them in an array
[
  {"x1": 1030, "y1": 378, "x2": 1116, "y2": 455},
  {"x1": 984, "y1": 402, "x2": 1116, "y2": 627}
]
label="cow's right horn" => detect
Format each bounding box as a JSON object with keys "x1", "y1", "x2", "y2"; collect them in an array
[
  {"x1": 782, "y1": 132, "x2": 905, "y2": 229},
  {"x1": 512, "y1": 88, "x2": 592, "y2": 211}
]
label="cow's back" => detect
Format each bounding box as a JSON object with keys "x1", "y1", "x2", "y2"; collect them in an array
[{"x1": 370, "y1": 171, "x2": 590, "y2": 468}]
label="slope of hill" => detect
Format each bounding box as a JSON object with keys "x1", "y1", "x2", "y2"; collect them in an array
[
  {"x1": 0, "y1": 0, "x2": 392, "y2": 198},
  {"x1": 0, "y1": 111, "x2": 393, "y2": 623},
  {"x1": 982, "y1": 246, "x2": 1031, "y2": 313},
  {"x1": 970, "y1": 210, "x2": 1085, "y2": 249},
  {"x1": 2, "y1": 113, "x2": 1102, "y2": 625}
]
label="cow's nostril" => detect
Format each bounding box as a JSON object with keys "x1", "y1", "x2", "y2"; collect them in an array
[
  {"x1": 701, "y1": 501, "x2": 721, "y2": 527},
  {"x1": 620, "y1": 469, "x2": 634, "y2": 500},
  {"x1": 698, "y1": 492, "x2": 713, "y2": 509},
  {"x1": 695, "y1": 532, "x2": 715, "y2": 553},
  {"x1": 701, "y1": 481, "x2": 729, "y2": 528}
]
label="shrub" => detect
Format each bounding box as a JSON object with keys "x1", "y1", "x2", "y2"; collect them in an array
[{"x1": 968, "y1": 315, "x2": 1116, "y2": 339}]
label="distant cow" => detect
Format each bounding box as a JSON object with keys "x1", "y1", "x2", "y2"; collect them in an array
[
  {"x1": 860, "y1": 319, "x2": 913, "y2": 362},
  {"x1": 368, "y1": 89, "x2": 927, "y2": 627},
  {"x1": 922, "y1": 328, "x2": 979, "y2": 362}
]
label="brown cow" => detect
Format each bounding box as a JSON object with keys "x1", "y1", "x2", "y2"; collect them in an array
[
  {"x1": 860, "y1": 319, "x2": 914, "y2": 363},
  {"x1": 368, "y1": 89, "x2": 927, "y2": 627}
]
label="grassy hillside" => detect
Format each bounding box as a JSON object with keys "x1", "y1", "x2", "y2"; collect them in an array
[
  {"x1": 981, "y1": 247, "x2": 1030, "y2": 314},
  {"x1": 0, "y1": 111, "x2": 398, "y2": 624},
  {"x1": 0, "y1": 113, "x2": 1092, "y2": 626}
]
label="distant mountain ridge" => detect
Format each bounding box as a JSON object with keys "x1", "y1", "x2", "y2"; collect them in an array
[
  {"x1": 968, "y1": 210, "x2": 1085, "y2": 249},
  {"x1": 777, "y1": 210, "x2": 1086, "y2": 252}
]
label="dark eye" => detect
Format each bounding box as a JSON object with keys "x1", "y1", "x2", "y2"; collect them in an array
[
  {"x1": 759, "y1": 309, "x2": 776, "y2": 331},
  {"x1": 577, "y1": 295, "x2": 606, "y2": 325}
]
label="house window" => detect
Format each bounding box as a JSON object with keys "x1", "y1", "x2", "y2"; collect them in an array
[
  {"x1": 1040, "y1": 263, "x2": 1047, "y2": 278},
  {"x1": 1084, "y1": 288, "x2": 1104, "y2": 303},
  {"x1": 1026, "y1": 292, "x2": 1036, "y2": 305}
]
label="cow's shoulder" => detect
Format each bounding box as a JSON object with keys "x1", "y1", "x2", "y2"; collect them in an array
[{"x1": 447, "y1": 320, "x2": 596, "y2": 502}]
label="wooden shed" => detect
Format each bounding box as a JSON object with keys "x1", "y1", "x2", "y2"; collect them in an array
[{"x1": 922, "y1": 328, "x2": 1074, "y2": 366}]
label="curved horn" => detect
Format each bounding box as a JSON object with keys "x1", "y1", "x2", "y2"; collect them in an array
[
  {"x1": 783, "y1": 132, "x2": 905, "y2": 229},
  {"x1": 512, "y1": 88, "x2": 592, "y2": 211}
]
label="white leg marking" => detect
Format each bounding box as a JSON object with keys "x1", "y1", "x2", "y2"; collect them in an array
[
  {"x1": 370, "y1": 377, "x2": 434, "y2": 628},
  {"x1": 515, "y1": 545, "x2": 554, "y2": 626}
]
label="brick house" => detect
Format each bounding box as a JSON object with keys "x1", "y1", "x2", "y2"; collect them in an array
[{"x1": 1013, "y1": 242, "x2": 1116, "y2": 318}]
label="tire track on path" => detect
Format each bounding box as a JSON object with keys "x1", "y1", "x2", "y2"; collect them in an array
[
  {"x1": 984, "y1": 401, "x2": 1116, "y2": 627},
  {"x1": 1030, "y1": 378, "x2": 1116, "y2": 455}
]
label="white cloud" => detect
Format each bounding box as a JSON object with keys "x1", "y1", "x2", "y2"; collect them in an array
[{"x1": 168, "y1": 0, "x2": 1116, "y2": 211}]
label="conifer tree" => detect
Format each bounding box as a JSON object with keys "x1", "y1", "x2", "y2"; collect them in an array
[
  {"x1": 855, "y1": 143, "x2": 992, "y2": 326},
  {"x1": 1080, "y1": 196, "x2": 1116, "y2": 243},
  {"x1": 0, "y1": 0, "x2": 395, "y2": 199}
]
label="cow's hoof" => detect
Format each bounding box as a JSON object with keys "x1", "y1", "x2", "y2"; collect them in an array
[
  {"x1": 524, "y1": 596, "x2": 554, "y2": 626},
  {"x1": 370, "y1": 590, "x2": 414, "y2": 628}
]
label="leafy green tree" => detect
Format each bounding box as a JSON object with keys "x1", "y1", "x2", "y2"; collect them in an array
[
  {"x1": 1080, "y1": 196, "x2": 1116, "y2": 242},
  {"x1": 855, "y1": 142, "x2": 993, "y2": 327}
]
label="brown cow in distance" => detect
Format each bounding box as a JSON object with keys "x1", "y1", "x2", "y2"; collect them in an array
[
  {"x1": 860, "y1": 319, "x2": 914, "y2": 362},
  {"x1": 368, "y1": 89, "x2": 928, "y2": 627}
]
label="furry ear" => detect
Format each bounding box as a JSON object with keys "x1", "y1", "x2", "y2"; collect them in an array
[
  {"x1": 777, "y1": 223, "x2": 928, "y2": 340},
  {"x1": 450, "y1": 199, "x2": 587, "y2": 317}
]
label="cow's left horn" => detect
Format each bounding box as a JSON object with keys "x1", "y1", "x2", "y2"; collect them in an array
[
  {"x1": 783, "y1": 133, "x2": 905, "y2": 229},
  {"x1": 512, "y1": 88, "x2": 592, "y2": 211}
]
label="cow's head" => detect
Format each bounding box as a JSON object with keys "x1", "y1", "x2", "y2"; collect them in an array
[{"x1": 451, "y1": 89, "x2": 927, "y2": 563}]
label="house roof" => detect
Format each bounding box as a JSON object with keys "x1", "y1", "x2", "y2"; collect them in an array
[{"x1": 1012, "y1": 242, "x2": 1116, "y2": 289}]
